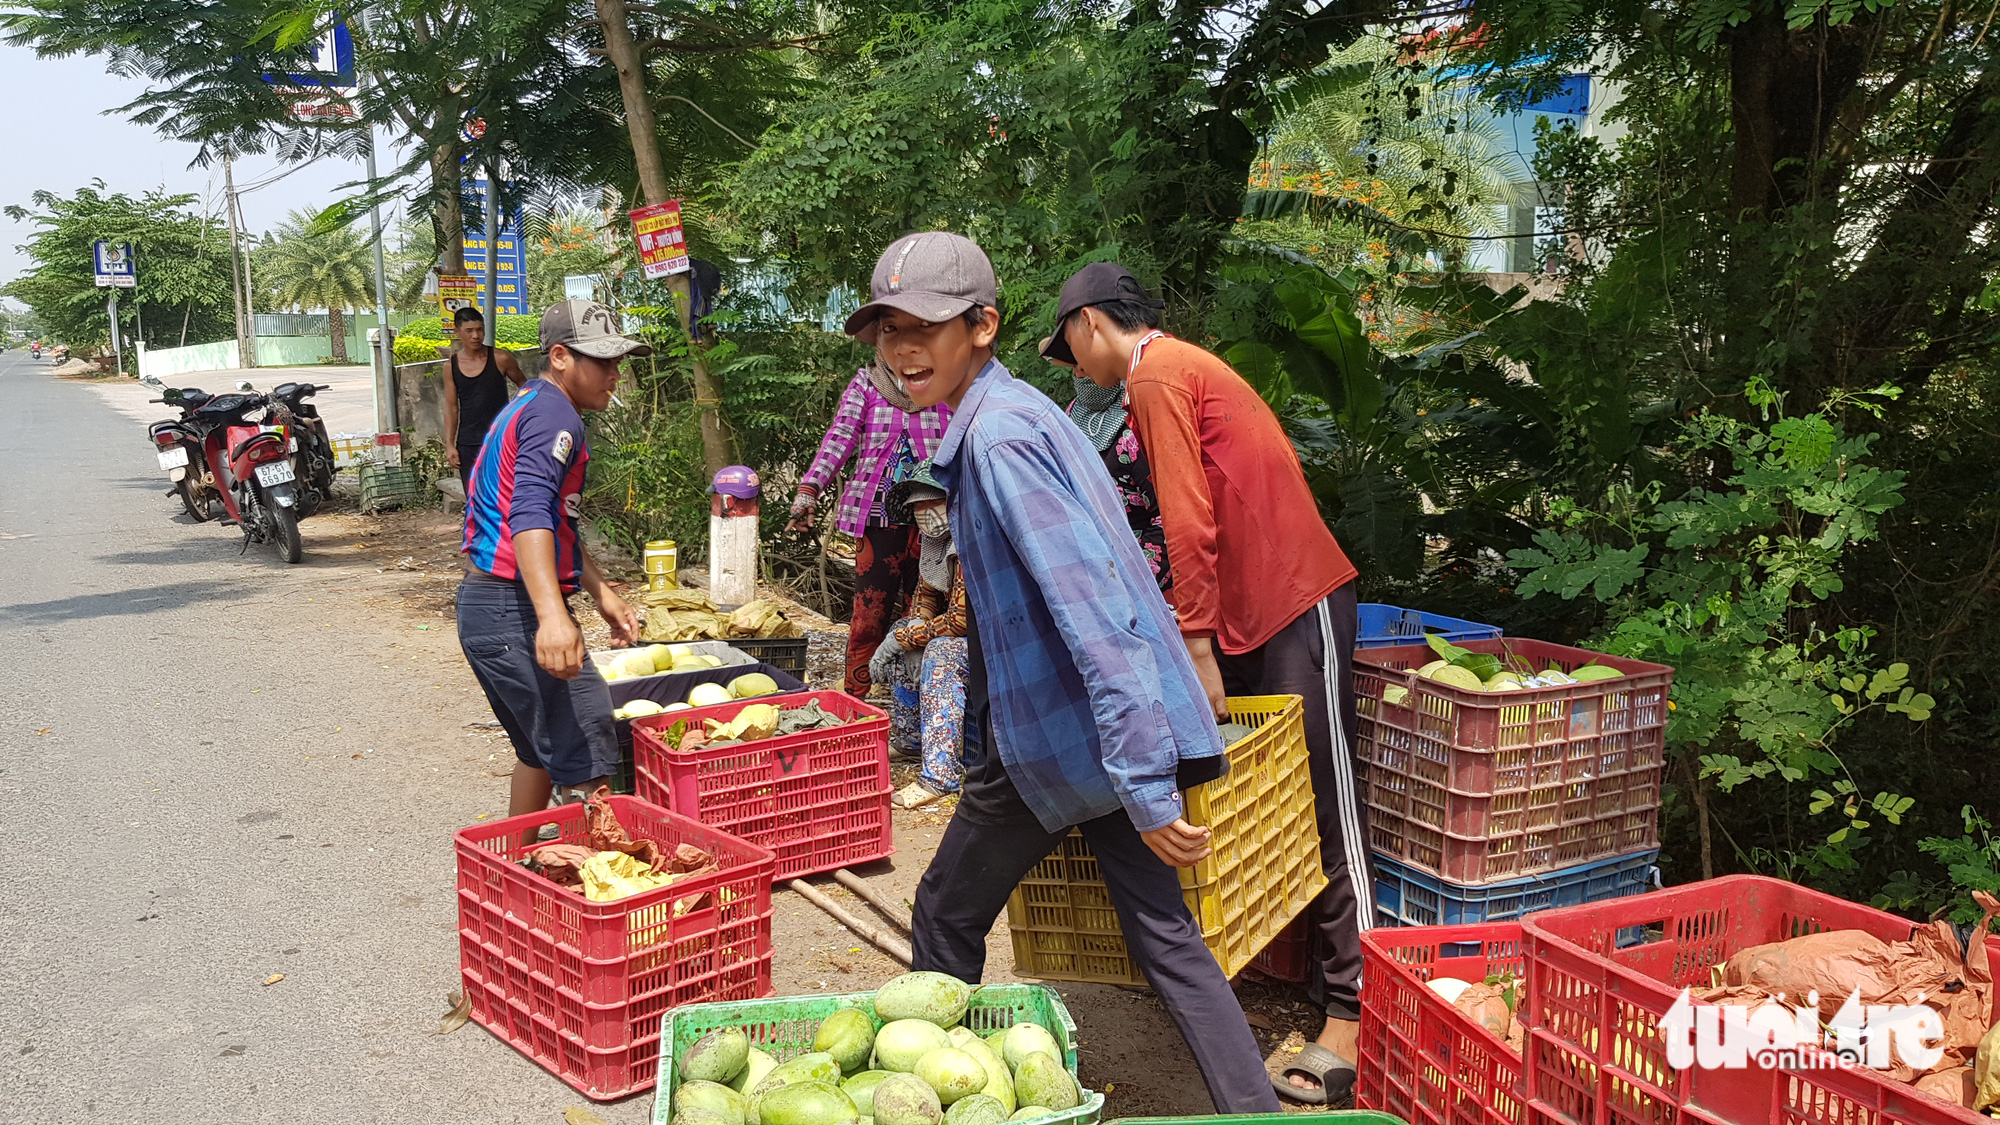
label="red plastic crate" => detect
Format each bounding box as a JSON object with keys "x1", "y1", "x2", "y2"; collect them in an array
[
  {"x1": 1244, "y1": 916, "x2": 1310, "y2": 983},
  {"x1": 1520, "y1": 875, "x2": 2000, "y2": 1125},
  {"x1": 1354, "y1": 638, "x2": 1672, "y2": 884},
  {"x1": 631, "y1": 690, "x2": 893, "y2": 880},
  {"x1": 1360, "y1": 921, "x2": 1527, "y2": 1125},
  {"x1": 455, "y1": 796, "x2": 776, "y2": 1100}
]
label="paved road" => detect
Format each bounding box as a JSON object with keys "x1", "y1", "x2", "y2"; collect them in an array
[
  {"x1": 0, "y1": 353, "x2": 1238, "y2": 1122},
  {"x1": 114, "y1": 362, "x2": 383, "y2": 437},
  {"x1": 0, "y1": 352, "x2": 655, "y2": 1123}
]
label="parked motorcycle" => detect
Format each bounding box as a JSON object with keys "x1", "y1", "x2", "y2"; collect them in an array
[
  {"x1": 188, "y1": 390, "x2": 307, "y2": 563},
  {"x1": 147, "y1": 386, "x2": 218, "y2": 521},
  {"x1": 267, "y1": 382, "x2": 336, "y2": 514}
]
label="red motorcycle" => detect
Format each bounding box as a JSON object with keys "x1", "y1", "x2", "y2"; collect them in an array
[{"x1": 182, "y1": 390, "x2": 308, "y2": 563}]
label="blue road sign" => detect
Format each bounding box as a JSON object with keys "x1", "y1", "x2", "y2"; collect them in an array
[
  {"x1": 462, "y1": 178, "x2": 528, "y2": 316},
  {"x1": 93, "y1": 241, "x2": 135, "y2": 288}
]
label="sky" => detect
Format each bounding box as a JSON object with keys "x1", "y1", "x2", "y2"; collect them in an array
[{"x1": 0, "y1": 43, "x2": 380, "y2": 293}]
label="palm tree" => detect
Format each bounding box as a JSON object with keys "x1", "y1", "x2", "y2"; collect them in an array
[
  {"x1": 259, "y1": 210, "x2": 374, "y2": 363},
  {"x1": 1243, "y1": 37, "x2": 1516, "y2": 267}
]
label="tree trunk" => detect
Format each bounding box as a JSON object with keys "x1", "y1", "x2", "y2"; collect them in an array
[
  {"x1": 595, "y1": 0, "x2": 737, "y2": 477},
  {"x1": 329, "y1": 307, "x2": 349, "y2": 363},
  {"x1": 1681, "y1": 755, "x2": 1715, "y2": 881},
  {"x1": 432, "y1": 134, "x2": 467, "y2": 275},
  {"x1": 1814, "y1": 70, "x2": 2000, "y2": 392},
  {"x1": 1726, "y1": 10, "x2": 1874, "y2": 220}
]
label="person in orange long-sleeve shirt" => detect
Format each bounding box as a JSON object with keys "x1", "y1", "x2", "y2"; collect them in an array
[{"x1": 1045, "y1": 263, "x2": 1373, "y2": 1106}]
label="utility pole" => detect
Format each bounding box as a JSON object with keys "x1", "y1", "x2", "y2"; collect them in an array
[
  {"x1": 234, "y1": 187, "x2": 258, "y2": 366},
  {"x1": 223, "y1": 156, "x2": 253, "y2": 369},
  {"x1": 107, "y1": 292, "x2": 123, "y2": 376},
  {"x1": 482, "y1": 164, "x2": 498, "y2": 348},
  {"x1": 359, "y1": 6, "x2": 398, "y2": 433}
]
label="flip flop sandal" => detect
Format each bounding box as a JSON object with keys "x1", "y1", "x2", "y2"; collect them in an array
[{"x1": 1272, "y1": 1042, "x2": 1356, "y2": 1106}]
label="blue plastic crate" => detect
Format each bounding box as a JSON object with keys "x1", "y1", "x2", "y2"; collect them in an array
[
  {"x1": 1372, "y1": 849, "x2": 1659, "y2": 927},
  {"x1": 1356, "y1": 603, "x2": 1502, "y2": 649}
]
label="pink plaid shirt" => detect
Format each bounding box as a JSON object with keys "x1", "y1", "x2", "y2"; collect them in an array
[{"x1": 799, "y1": 369, "x2": 952, "y2": 536}]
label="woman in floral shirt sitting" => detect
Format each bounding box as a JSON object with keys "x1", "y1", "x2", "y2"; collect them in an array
[{"x1": 868, "y1": 462, "x2": 971, "y2": 810}]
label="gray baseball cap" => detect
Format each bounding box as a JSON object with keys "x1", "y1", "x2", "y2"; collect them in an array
[
  {"x1": 844, "y1": 232, "x2": 999, "y2": 343},
  {"x1": 539, "y1": 299, "x2": 653, "y2": 360}
]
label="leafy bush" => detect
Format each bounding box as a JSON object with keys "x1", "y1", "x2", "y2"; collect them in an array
[
  {"x1": 1508, "y1": 380, "x2": 1932, "y2": 883},
  {"x1": 392, "y1": 313, "x2": 539, "y2": 366},
  {"x1": 398, "y1": 313, "x2": 540, "y2": 346}
]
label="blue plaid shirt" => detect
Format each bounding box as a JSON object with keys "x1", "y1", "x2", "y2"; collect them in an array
[{"x1": 933, "y1": 361, "x2": 1223, "y2": 834}]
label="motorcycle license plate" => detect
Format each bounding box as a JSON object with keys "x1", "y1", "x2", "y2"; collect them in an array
[
  {"x1": 254, "y1": 460, "x2": 296, "y2": 487},
  {"x1": 157, "y1": 446, "x2": 189, "y2": 471}
]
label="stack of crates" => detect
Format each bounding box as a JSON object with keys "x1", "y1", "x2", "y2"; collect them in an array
[{"x1": 1351, "y1": 609, "x2": 1671, "y2": 928}]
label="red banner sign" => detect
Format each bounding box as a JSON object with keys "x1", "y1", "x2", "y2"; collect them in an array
[{"x1": 629, "y1": 200, "x2": 690, "y2": 280}]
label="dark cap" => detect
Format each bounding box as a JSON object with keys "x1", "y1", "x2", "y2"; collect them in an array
[
  {"x1": 540, "y1": 299, "x2": 653, "y2": 360},
  {"x1": 1039, "y1": 262, "x2": 1163, "y2": 364},
  {"x1": 884, "y1": 460, "x2": 947, "y2": 526},
  {"x1": 844, "y1": 232, "x2": 999, "y2": 344}
]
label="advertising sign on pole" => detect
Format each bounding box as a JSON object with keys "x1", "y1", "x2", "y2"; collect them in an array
[
  {"x1": 462, "y1": 177, "x2": 527, "y2": 316},
  {"x1": 93, "y1": 241, "x2": 136, "y2": 288},
  {"x1": 437, "y1": 274, "x2": 479, "y2": 328},
  {"x1": 262, "y1": 21, "x2": 358, "y2": 121},
  {"x1": 629, "y1": 200, "x2": 690, "y2": 279}
]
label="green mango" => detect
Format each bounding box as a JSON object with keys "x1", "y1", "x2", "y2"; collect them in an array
[
  {"x1": 756, "y1": 1081, "x2": 861, "y2": 1125},
  {"x1": 942, "y1": 1094, "x2": 1007, "y2": 1125},
  {"x1": 841, "y1": 1070, "x2": 894, "y2": 1117},
  {"x1": 869, "y1": 1072, "x2": 942, "y2": 1125},
  {"x1": 678, "y1": 1080, "x2": 748, "y2": 1125},
  {"x1": 872, "y1": 971, "x2": 973, "y2": 1028},
  {"x1": 815, "y1": 1008, "x2": 879, "y2": 1075},
  {"x1": 1009, "y1": 1055, "x2": 1077, "y2": 1113},
  {"x1": 684, "y1": 1026, "x2": 752, "y2": 1084}
]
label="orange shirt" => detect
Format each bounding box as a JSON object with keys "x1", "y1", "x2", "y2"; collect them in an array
[{"x1": 1125, "y1": 337, "x2": 1358, "y2": 654}]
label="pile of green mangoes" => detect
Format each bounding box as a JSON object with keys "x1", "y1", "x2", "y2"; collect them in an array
[{"x1": 671, "y1": 972, "x2": 1086, "y2": 1125}]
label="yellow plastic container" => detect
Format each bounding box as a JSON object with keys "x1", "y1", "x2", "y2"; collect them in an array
[
  {"x1": 1005, "y1": 694, "x2": 1325, "y2": 985},
  {"x1": 643, "y1": 539, "x2": 678, "y2": 590}
]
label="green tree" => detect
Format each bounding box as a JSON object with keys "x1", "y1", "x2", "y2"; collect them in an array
[
  {"x1": 1244, "y1": 34, "x2": 1514, "y2": 281},
  {"x1": 524, "y1": 204, "x2": 619, "y2": 310},
  {"x1": 714, "y1": 0, "x2": 1400, "y2": 381},
  {"x1": 1417, "y1": 0, "x2": 2000, "y2": 905},
  {"x1": 257, "y1": 209, "x2": 374, "y2": 362},
  {"x1": 2, "y1": 182, "x2": 235, "y2": 354}
]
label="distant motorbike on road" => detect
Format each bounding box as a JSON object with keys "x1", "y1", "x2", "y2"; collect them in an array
[
  {"x1": 267, "y1": 382, "x2": 336, "y2": 515},
  {"x1": 146, "y1": 385, "x2": 219, "y2": 522},
  {"x1": 187, "y1": 390, "x2": 308, "y2": 563}
]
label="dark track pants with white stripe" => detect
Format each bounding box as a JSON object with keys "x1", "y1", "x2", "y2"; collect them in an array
[{"x1": 1216, "y1": 579, "x2": 1372, "y2": 1021}]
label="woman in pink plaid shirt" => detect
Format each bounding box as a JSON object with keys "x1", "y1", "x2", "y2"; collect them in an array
[{"x1": 787, "y1": 365, "x2": 952, "y2": 698}]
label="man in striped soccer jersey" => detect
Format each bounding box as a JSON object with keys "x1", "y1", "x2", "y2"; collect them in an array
[{"x1": 458, "y1": 300, "x2": 645, "y2": 818}]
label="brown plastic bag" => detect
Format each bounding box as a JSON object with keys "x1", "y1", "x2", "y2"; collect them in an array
[
  {"x1": 1700, "y1": 892, "x2": 2000, "y2": 1080},
  {"x1": 1913, "y1": 1065, "x2": 1973, "y2": 1108}
]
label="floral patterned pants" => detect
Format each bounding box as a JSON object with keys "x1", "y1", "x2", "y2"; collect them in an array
[
  {"x1": 843, "y1": 523, "x2": 920, "y2": 696},
  {"x1": 886, "y1": 635, "x2": 970, "y2": 794}
]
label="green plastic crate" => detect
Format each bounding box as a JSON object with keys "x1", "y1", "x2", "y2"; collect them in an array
[
  {"x1": 1108, "y1": 1116, "x2": 1408, "y2": 1125},
  {"x1": 358, "y1": 462, "x2": 424, "y2": 513},
  {"x1": 653, "y1": 985, "x2": 1104, "y2": 1125}
]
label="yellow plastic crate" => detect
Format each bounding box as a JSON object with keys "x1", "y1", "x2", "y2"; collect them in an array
[{"x1": 1005, "y1": 694, "x2": 1326, "y2": 985}]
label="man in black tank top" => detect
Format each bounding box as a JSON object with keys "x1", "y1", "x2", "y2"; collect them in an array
[{"x1": 444, "y1": 307, "x2": 528, "y2": 487}]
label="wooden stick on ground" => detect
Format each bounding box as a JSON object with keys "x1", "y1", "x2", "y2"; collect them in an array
[
  {"x1": 832, "y1": 868, "x2": 913, "y2": 934},
  {"x1": 789, "y1": 878, "x2": 913, "y2": 965}
]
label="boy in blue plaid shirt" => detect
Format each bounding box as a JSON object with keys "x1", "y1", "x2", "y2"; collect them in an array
[{"x1": 843, "y1": 232, "x2": 1280, "y2": 1113}]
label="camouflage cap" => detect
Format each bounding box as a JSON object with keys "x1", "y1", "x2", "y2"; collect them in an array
[{"x1": 539, "y1": 299, "x2": 653, "y2": 360}]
